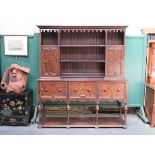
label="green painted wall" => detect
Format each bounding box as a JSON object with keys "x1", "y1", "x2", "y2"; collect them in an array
[{"x1": 0, "y1": 34, "x2": 146, "y2": 107}]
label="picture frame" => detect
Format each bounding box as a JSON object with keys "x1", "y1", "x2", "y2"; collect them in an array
[{"x1": 4, "y1": 36, "x2": 28, "y2": 56}]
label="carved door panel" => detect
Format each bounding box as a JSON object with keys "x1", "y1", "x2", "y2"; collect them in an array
[
  {"x1": 40, "y1": 45, "x2": 60, "y2": 77},
  {"x1": 99, "y1": 82, "x2": 126, "y2": 101},
  {"x1": 106, "y1": 46, "x2": 124, "y2": 77},
  {"x1": 39, "y1": 82, "x2": 67, "y2": 101},
  {"x1": 69, "y1": 82, "x2": 97, "y2": 102}
]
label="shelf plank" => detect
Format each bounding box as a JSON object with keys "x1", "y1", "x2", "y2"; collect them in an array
[
  {"x1": 39, "y1": 117, "x2": 67, "y2": 127},
  {"x1": 61, "y1": 73, "x2": 104, "y2": 77},
  {"x1": 98, "y1": 117, "x2": 125, "y2": 127},
  {"x1": 60, "y1": 60, "x2": 105, "y2": 62},
  {"x1": 69, "y1": 117, "x2": 96, "y2": 126},
  {"x1": 38, "y1": 117, "x2": 126, "y2": 128},
  {"x1": 60, "y1": 45, "x2": 106, "y2": 47},
  {"x1": 41, "y1": 44, "x2": 125, "y2": 47}
]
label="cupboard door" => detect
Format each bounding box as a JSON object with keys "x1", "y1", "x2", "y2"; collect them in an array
[
  {"x1": 40, "y1": 45, "x2": 60, "y2": 77},
  {"x1": 106, "y1": 46, "x2": 124, "y2": 77},
  {"x1": 39, "y1": 82, "x2": 67, "y2": 102}
]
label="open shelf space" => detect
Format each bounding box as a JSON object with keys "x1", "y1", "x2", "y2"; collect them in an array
[
  {"x1": 60, "y1": 31, "x2": 106, "y2": 45},
  {"x1": 41, "y1": 31, "x2": 58, "y2": 45},
  {"x1": 69, "y1": 117, "x2": 96, "y2": 127},
  {"x1": 60, "y1": 47, "x2": 105, "y2": 60},
  {"x1": 60, "y1": 62, "x2": 105, "y2": 78},
  {"x1": 39, "y1": 105, "x2": 68, "y2": 127},
  {"x1": 68, "y1": 105, "x2": 96, "y2": 127},
  {"x1": 38, "y1": 107, "x2": 125, "y2": 128},
  {"x1": 60, "y1": 47, "x2": 105, "y2": 77},
  {"x1": 39, "y1": 117, "x2": 67, "y2": 127},
  {"x1": 98, "y1": 116, "x2": 125, "y2": 127},
  {"x1": 107, "y1": 31, "x2": 124, "y2": 45}
]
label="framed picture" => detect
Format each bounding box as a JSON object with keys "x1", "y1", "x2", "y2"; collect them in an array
[{"x1": 4, "y1": 36, "x2": 28, "y2": 56}]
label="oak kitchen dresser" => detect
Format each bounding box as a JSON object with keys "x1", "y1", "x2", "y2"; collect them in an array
[{"x1": 37, "y1": 26, "x2": 128, "y2": 128}]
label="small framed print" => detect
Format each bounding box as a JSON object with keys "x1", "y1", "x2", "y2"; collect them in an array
[{"x1": 4, "y1": 36, "x2": 28, "y2": 56}]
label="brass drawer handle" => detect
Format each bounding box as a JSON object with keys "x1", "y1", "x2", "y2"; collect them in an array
[
  {"x1": 58, "y1": 89, "x2": 62, "y2": 92},
  {"x1": 49, "y1": 72, "x2": 55, "y2": 75},
  {"x1": 88, "y1": 89, "x2": 92, "y2": 92},
  {"x1": 96, "y1": 105, "x2": 99, "y2": 111},
  {"x1": 44, "y1": 89, "x2": 48, "y2": 92},
  {"x1": 117, "y1": 89, "x2": 121, "y2": 92},
  {"x1": 44, "y1": 73, "x2": 49, "y2": 76},
  {"x1": 80, "y1": 95, "x2": 86, "y2": 98},
  {"x1": 73, "y1": 89, "x2": 78, "y2": 92}
]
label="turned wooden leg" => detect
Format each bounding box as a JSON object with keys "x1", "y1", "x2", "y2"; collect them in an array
[
  {"x1": 150, "y1": 124, "x2": 154, "y2": 128},
  {"x1": 37, "y1": 102, "x2": 43, "y2": 128},
  {"x1": 151, "y1": 104, "x2": 155, "y2": 128},
  {"x1": 124, "y1": 103, "x2": 128, "y2": 127},
  {"x1": 96, "y1": 104, "x2": 99, "y2": 128},
  {"x1": 117, "y1": 101, "x2": 122, "y2": 116},
  {"x1": 119, "y1": 102, "x2": 122, "y2": 115},
  {"x1": 67, "y1": 104, "x2": 70, "y2": 128}
]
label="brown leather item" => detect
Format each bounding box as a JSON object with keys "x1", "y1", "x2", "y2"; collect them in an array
[{"x1": 1, "y1": 64, "x2": 30, "y2": 94}]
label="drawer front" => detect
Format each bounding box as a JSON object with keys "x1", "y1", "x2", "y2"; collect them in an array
[
  {"x1": 69, "y1": 82, "x2": 97, "y2": 101},
  {"x1": 99, "y1": 82, "x2": 126, "y2": 101},
  {"x1": 39, "y1": 82, "x2": 67, "y2": 101}
]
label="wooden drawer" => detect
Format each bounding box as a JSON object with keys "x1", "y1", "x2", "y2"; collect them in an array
[
  {"x1": 69, "y1": 82, "x2": 97, "y2": 102},
  {"x1": 39, "y1": 82, "x2": 67, "y2": 101},
  {"x1": 99, "y1": 82, "x2": 126, "y2": 101}
]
